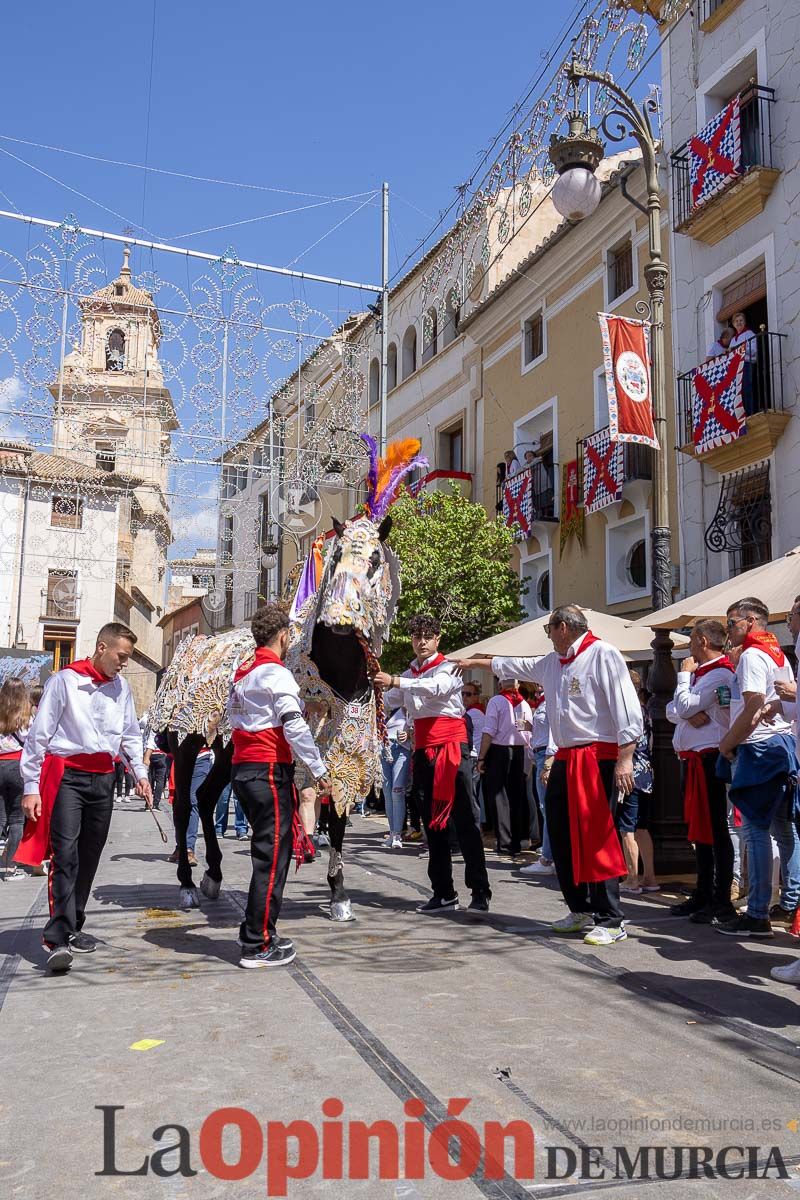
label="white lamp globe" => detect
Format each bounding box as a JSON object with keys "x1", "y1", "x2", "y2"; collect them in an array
[{"x1": 551, "y1": 167, "x2": 602, "y2": 221}]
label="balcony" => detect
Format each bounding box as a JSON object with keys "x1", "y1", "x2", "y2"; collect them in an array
[
  {"x1": 671, "y1": 85, "x2": 778, "y2": 245},
  {"x1": 243, "y1": 590, "x2": 261, "y2": 621},
  {"x1": 410, "y1": 469, "x2": 472, "y2": 500},
  {"x1": 40, "y1": 590, "x2": 80, "y2": 621},
  {"x1": 496, "y1": 461, "x2": 557, "y2": 542},
  {"x1": 676, "y1": 330, "x2": 789, "y2": 473},
  {"x1": 576, "y1": 432, "x2": 653, "y2": 516}
]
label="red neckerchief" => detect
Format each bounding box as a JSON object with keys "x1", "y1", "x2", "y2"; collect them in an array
[
  {"x1": 530, "y1": 694, "x2": 545, "y2": 711},
  {"x1": 233, "y1": 646, "x2": 285, "y2": 682},
  {"x1": 64, "y1": 658, "x2": 113, "y2": 685},
  {"x1": 559, "y1": 631, "x2": 601, "y2": 667},
  {"x1": 499, "y1": 686, "x2": 524, "y2": 707},
  {"x1": 691, "y1": 655, "x2": 735, "y2": 684},
  {"x1": 410, "y1": 652, "x2": 446, "y2": 677},
  {"x1": 465, "y1": 701, "x2": 485, "y2": 713},
  {"x1": 742, "y1": 631, "x2": 785, "y2": 668}
]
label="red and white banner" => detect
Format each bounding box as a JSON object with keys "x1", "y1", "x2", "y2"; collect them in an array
[
  {"x1": 598, "y1": 313, "x2": 659, "y2": 449},
  {"x1": 582, "y1": 428, "x2": 623, "y2": 515},
  {"x1": 560, "y1": 459, "x2": 584, "y2": 556},
  {"x1": 691, "y1": 346, "x2": 746, "y2": 454}
]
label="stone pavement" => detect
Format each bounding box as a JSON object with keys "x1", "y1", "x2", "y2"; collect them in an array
[{"x1": 2, "y1": 802, "x2": 800, "y2": 1200}]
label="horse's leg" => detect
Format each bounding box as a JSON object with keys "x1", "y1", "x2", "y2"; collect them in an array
[
  {"x1": 197, "y1": 736, "x2": 232, "y2": 899},
  {"x1": 170, "y1": 734, "x2": 201, "y2": 909},
  {"x1": 326, "y1": 806, "x2": 353, "y2": 922}
]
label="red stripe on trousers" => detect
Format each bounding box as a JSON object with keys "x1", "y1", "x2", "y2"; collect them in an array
[{"x1": 262, "y1": 762, "x2": 279, "y2": 949}]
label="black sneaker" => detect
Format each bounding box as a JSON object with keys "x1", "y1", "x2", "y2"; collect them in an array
[
  {"x1": 711, "y1": 903, "x2": 738, "y2": 924},
  {"x1": 239, "y1": 943, "x2": 297, "y2": 969},
  {"x1": 468, "y1": 892, "x2": 490, "y2": 913},
  {"x1": 670, "y1": 896, "x2": 709, "y2": 917},
  {"x1": 237, "y1": 934, "x2": 293, "y2": 951},
  {"x1": 688, "y1": 906, "x2": 715, "y2": 924},
  {"x1": 69, "y1": 932, "x2": 99, "y2": 953},
  {"x1": 716, "y1": 914, "x2": 773, "y2": 938},
  {"x1": 416, "y1": 895, "x2": 459, "y2": 915},
  {"x1": 47, "y1": 944, "x2": 73, "y2": 972},
  {"x1": 769, "y1": 904, "x2": 797, "y2": 923}
]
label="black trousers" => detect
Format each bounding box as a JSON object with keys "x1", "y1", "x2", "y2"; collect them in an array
[
  {"x1": 114, "y1": 760, "x2": 131, "y2": 796},
  {"x1": 148, "y1": 754, "x2": 170, "y2": 809},
  {"x1": 412, "y1": 744, "x2": 490, "y2": 900},
  {"x1": 684, "y1": 752, "x2": 734, "y2": 908},
  {"x1": 0, "y1": 758, "x2": 25, "y2": 868},
  {"x1": 231, "y1": 762, "x2": 295, "y2": 949},
  {"x1": 483, "y1": 744, "x2": 528, "y2": 854},
  {"x1": 44, "y1": 768, "x2": 115, "y2": 947},
  {"x1": 544, "y1": 758, "x2": 623, "y2": 927}
]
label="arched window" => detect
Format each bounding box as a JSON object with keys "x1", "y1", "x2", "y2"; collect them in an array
[
  {"x1": 402, "y1": 326, "x2": 417, "y2": 379},
  {"x1": 422, "y1": 307, "x2": 438, "y2": 365},
  {"x1": 368, "y1": 358, "x2": 380, "y2": 409},
  {"x1": 387, "y1": 342, "x2": 398, "y2": 391},
  {"x1": 106, "y1": 328, "x2": 125, "y2": 371},
  {"x1": 442, "y1": 292, "x2": 460, "y2": 348}
]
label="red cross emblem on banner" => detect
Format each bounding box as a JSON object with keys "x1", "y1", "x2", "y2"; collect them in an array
[
  {"x1": 584, "y1": 442, "x2": 619, "y2": 510},
  {"x1": 690, "y1": 106, "x2": 737, "y2": 205},
  {"x1": 692, "y1": 350, "x2": 745, "y2": 450},
  {"x1": 504, "y1": 474, "x2": 531, "y2": 536}
]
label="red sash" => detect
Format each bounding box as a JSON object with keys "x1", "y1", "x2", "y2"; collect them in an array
[
  {"x1": 0, "y1": 750, "x2": 22, "y2": 761},
  {"x1": 64, "y1": 658, "x2": 113, "y2": 685},
  {"x1": 559, "y1": 631, "x2": 601, "y2": 666},
  {"x1": 691, "y1": 656, "x2": 735, "y2": 683},
  {"x1": 14, "y1": 751, "x2": 115, "y2": 867},
  {"x1": 414, "y1": 715, "x2": 467, "y2": 831},
  {"x1": 530, "y1": 695, "x2": 545, "y2": 711},
  {"x1": 678, "y1": 749, "x2": 715, "y2": 845},
  {"x1": 742, "y1": 631, "x2": 785, "y2": 668},
  {"x1": 231, "y1": 727, "x2": 292, "y2": 765},
  {"x1": 233, "y1": 645, "x2": 285, "y2": 681},
  {"x1": 553, "y1": 742, "x2": 626, "y2": 883}
]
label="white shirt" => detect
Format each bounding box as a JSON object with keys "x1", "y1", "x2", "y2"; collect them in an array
[
  {"x1": 706, "y1": 339, "x2": 730, "y2": 359},
  {"x1": 227, "y1": 660, "x2": 326, "y2": 777},
  {"x1": 21, "y1": 670, "x2": 146, "y2": 796},
  {"x1": 492, "y1": 636, "x2": 643, "y2": 749},
  {"x1": 530, "y1": 701, "x2": 551, "y2": 750},
  {"x1": 385, "y1": 706, "x2": 409, "y2": 743},
  {"x1": 732, "y1": 645, "x2": 794, "y2": 745},
  {"x1": 384, "y1": 655, "x2": 464, "y2": 720},
  {"x1": 465, "y1": 705, "x2": 486, "y2": 756},
  {"x1": 0, "y1": 724, "x2": 29, "y2": 755},
  {"x1": 666, "y1": 657, "x2": 733, "y2": 752},
  {"x1": 483, "y1": 693, "x2": 532, "y2": 747}
]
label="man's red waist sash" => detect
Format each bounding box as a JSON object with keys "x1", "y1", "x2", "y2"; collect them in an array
[
  {"x1": 414, "y1": 716, "x2": 467, "y2": 832},
  {"x1": 231, "y1": 727, "x2": 292, "y2": 765},
  {"x1": 15, "y1": 752, "x2": 114, "y2": 868},
  {"x1": 553, "y1": 742, "x2": 625, "y2": 884},
  {"x1": 0, "y1": 750, "x2": 22, "y2": 761},
  {"x1": 678, "y1": 749, "x2": 716, "y2": 845}
]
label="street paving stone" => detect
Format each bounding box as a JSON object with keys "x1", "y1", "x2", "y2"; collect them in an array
[{"x1": 2, "y1": 805, "x2": 800, "y2": 1199}]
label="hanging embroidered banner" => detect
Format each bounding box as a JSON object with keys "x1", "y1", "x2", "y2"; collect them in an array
[
  {"x1": 502, "y1": 470, "x2": 532, "y2": 541},
  {"x1": 689, "y1": 96, "x2": 742, "y2": 211},
  {"x1": 559, "y1": 459, "x2": 584, "y2": 556},
  {"x1": 583, "y1": 428, "x2": 623, "y2": 515},
  {"x1": 598, "y1": 313, "x2": 658, "y2": 448},
  {"x1": 691, "y1": 346, "x2": 746, "y2": 454}
]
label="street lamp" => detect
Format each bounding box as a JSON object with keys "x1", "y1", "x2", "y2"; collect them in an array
[{"x1": 548, "y1": 58, "x2": 671, "y2": 612}]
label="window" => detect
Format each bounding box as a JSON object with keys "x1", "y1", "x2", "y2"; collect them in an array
[
  {"x1": 387, "y1": 342, "x2": 398, "y2": 391},
  {"x1": 402, "y1": 326, "x2": 417, "y2": 379},
  {"x1": 368, "y1": 358, "x2": 380, "y2": 409},
  {"x1": 106, "y1": 328, "x2": 125, "y2": 371},
  {"x1": 606, "y1": 514, "x2": 650, "y2": 603},
  {"x1": 220, "y1": 515, "x2": 234, "y2": 565},
  {"x1": 523, "y1": 312, "x2": 544, "y2": 367},
  {"x1": 442, "y1": 292, "x2": 460, "y2": 349},
  {"x1": 51, "y1": 496, "x2": 83, "y2": 529},
  {"x1": 45, "y1": 569, "x2": 78, "y2": 619},
  {"x1": 520, "y1": 552, "x2": 552, "y2": 618},
  {"x1": 536, "y1": 570, "x2": 551, "y2": 613},
  {"x1": 43, "y1": 631, "x2": 76, "y2": 670},
  {"x1": 422, "y1": 307, "x2": 438, "y2": 365},
  {"x1": 440, "y1": 424, "x2": 463, "y2": 473},
  {"x1": 626, "y1": 540, "x2": 647, "y2": 590},
  {"x1": 594, "y1": 368, "x2": 610, "y2": 429},
  {"x1": 608, "y1": 237, "x2": 634, "y2": 303},
  {"x1": 95, "y1": 441, "x2": 116, "y2": 472},
  {"x1": 704, "y1": 461, "x2": 772, "y2": 577}
]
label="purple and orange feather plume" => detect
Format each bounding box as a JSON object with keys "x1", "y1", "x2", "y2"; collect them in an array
[{"x1": 360, "y1": 433, "x2": 427, "y2": 520}]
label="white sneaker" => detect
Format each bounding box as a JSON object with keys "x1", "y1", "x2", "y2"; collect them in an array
[
  {"x1": 381, "y1": 833, "x2": 394, "y2": 849},
  {"x1": 770, "y1": 959, "x2": 800, "y2": 985},
  {"x1": 551, "y1": 912, "x2": 594, "y2": 934},
  {"x1": 520, "y1": 859, "x2": 555, "y2": 876},
  {"x1": 390, "y1": 834, "x2": 403, "y2": 849},
  {"x1": 584, "y1": 924, "x2": 627, "y2": 946},
  {"x1": 3, "y1": 867, "x2": 26, "y2": 881}
]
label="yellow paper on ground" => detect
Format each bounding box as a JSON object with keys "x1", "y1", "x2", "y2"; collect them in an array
[{"x1": 129, "y1": 1039, "x2": 165, "y2": 1052}]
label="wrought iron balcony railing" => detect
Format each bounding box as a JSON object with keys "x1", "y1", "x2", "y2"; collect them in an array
[
  {"x1": 575, "y1": 433, "x2": 653, "y2": 505},
  {"x1": 41, "y1": 590, "x2": 80, "y2": 620},
  {"x1": 670, "y1": 84, "x2": 776, "y2": 229},
  {"x1": 496, "y1": 461, "x2": 557, "y2": 539},
  {"x1": 676, "y1": 330, "x2": 786, "y2": 449}
]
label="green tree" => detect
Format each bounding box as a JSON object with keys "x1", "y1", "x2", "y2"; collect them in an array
[{"x1": 381, "y1": 486, "x2": 525, "y2": 673}]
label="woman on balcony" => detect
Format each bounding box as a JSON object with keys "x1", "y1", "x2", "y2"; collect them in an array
[{"x1": 730, "y1": 311, "x2": 759, "y2": 415}]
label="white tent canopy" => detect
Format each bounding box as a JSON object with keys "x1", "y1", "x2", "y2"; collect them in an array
[
  {"x1": 631, "y1": 546, "x2": 800, "y2": 630},
  {"x1": 453, "y1": 607, "x2": 688, "y2": 661}
]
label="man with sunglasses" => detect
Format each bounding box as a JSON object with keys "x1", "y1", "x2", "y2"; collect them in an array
[
  {"x1": 453, "y1": 605, "x2": 641, "y2": 946},
  {"x1": 716, "y1": 596, "x2": 798, "y2": 940}
]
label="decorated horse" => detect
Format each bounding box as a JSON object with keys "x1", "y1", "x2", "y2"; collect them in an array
[{"x1": 146, "y1": 435, "x2": 426, "y2": 917}]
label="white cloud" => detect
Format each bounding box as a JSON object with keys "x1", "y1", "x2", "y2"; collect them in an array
[{"x1": 0, "y1": 376, "x2": 29, "y2": 442}]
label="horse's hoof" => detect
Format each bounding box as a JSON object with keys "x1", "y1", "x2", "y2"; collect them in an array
[
  {"x1": 179, "y1": 887, "x2": 200, "y2": 910},
  {"x1": 200, "y1": 872, "x2": 221, "y2": 900},
  {"x1": 330, "y1": 898, "x2": 355, "y2": 922}
]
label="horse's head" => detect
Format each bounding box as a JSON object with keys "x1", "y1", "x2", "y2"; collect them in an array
[{"x1": 316, "y1": 513, "x2": 398, "y2": 652}]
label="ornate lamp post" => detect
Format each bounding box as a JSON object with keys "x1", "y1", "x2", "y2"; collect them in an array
[{"x1": 549, "y1": 59, "x2": 688, "y2": 870}]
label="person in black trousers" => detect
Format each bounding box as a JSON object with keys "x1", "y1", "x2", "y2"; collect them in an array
[
  {"x1": 477, "y1": 680, "x2": 532, "y2": 857},
  {"x1": 0, "y1": 679, "x2": 32, "y2": 881}
]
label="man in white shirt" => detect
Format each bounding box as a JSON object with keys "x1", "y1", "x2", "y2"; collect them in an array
[
  {"x1": 454, "y1": 605, "x2": 642, "y2": 946},
  {"x1": 477, "y1": 678, "x2": 532, "y2": 857},
  {"x1": 228, "y1": 603, "x2": 331, "y2": 969},
  {"x1": 375, "y1": 613, "x2": 491, "y2": 915},
  {"x1": 519, "y1": 684, "x2": 557, "y2": 876},
  {"x1": 18, "y1": 623, "x2": 151, "y2": 973},
  {"x1": 665, "y1": 619, "x2": 736, "y2": 925},
  {"x1": 771, "y1": 595, "x2": 800, "y2": 985},
  {"x1": 716, "y1": 597, "x2": 798, "y2": 939}
]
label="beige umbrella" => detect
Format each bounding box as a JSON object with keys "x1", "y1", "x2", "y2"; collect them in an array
[
  {"x1": 453, "y1": 607, "x2": 687, "y2": 660},
  {"x1": 631, "y1": 545, "x2": 800, "y2": 630}
]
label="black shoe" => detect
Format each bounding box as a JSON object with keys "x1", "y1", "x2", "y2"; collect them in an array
[
  {"x1": 670, "y1": 896, "x2": 709, "y2": 917},
  {"x1": 769, "y1": 904, "x2": 797, "y2": 923},
  {"x1": 47, "y1": 944, "x2": 73, "y2": 972},
  {"x1": 468, "y1": 892, "x2": 490, "y2": 913},
  {"x1": 688, "y1": 906, "x2": 715, "y2": 924},
  {"x1": 416, "y1": 895, "x2": 459, "y2": 915},
  {"x1": 69, "y1": 932, "x2": 99, "y2": 953},
  {"x1": 237, "y1": 933, "x2": 293, "y2": 950},
  {"x1": 716, "y1": 914, "x2": 774, "y2": 938},
  {"x1": 712, "y1": 903, "x2": 738, "y2": 924},
  {"x1": 239, "y1": 943, "x2": 297, "y2": 968}
]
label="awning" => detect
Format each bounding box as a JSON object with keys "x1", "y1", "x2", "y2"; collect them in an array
[{"x1": 453, "y1": 607, "x2": 688, "y2": 661}]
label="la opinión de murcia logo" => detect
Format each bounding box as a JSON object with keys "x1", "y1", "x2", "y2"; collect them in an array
[{"x1": 96, "y1": 1103, "x2": 793, "y2": 1196}]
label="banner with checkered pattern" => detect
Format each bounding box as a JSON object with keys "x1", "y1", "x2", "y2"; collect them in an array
[
  {"x1": 502, "y1": 470, "x2": 532, "y2": 541},
  {"x1": 691, "y1": 346, "x2": 746, "y2": 454},
  {"x1": 582, "y1": 428, "x2": 623, "y2": 515},
  {"x1": 689, "y1": 96, "x2": 742, "y2": 211}
]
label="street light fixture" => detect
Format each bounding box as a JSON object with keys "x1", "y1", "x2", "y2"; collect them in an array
[{"x1": 549, "y1": 111, "x2": 605, "y2": 222}]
